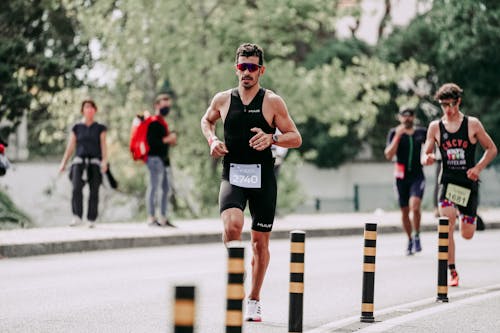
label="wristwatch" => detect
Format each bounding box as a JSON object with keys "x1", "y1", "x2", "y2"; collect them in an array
[{"x1": 272, "y1": 133, "x2": 279, "y2": 143}]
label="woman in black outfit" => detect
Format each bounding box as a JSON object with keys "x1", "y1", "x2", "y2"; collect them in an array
[{"x1": 59, "y1": 99, "x2": 108, "y2": 227}]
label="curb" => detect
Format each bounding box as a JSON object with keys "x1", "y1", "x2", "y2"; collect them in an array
[{"x1": 1, "y1": 222, "x2": 499, "y2": 258}]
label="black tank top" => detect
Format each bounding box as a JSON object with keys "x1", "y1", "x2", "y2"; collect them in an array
[
  {"x1": 223, "y1": 88, "x2": 274, "y2": 166},
  {"x1": 387, "y1": 127, "x2": 427, "y2": 178},
  {"x1": 438, "y1": 116, "x2": 476, "y2": 184}
]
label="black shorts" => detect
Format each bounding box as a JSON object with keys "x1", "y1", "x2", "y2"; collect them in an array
[
  {"x1": 219, "y1": 163, "x2": 277, "y2": 232},
  {"x1": 395, "y1": 176, "x2": 425, "y2": 207},
  {"x1": 438, "y1": 180, "x2": 478, "y2": 217}
]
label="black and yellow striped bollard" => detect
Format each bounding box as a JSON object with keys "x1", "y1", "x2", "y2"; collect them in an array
[
  {"x1": 173, "y1": 286, "x2": 196, "y2": 333},
  {"x1": 360, "y1": 222, "x2": 377, "y2": 323},
  {"x1": 289, "y1": 230, "x2": 306, "y2": 333},
  {"x1": 437, "y1": 217, "x2": 449, "y2": 302},
  {"x1": 226, "y1": 243, "x2": 245, "y2": 333}
]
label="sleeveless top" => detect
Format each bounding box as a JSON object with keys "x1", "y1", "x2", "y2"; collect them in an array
[
  {"x1": 72, "y1": 122, "x2": 107, "y2": 159},
  {"x1": 438, "y1": 116, "x2": 476, "y2": 184},
  {"x1": 223, "y1": 88, "x2": 274, "y2": 167},
  {"x1": 387, "y1": 126, "x2": 427, "y2": 178}
]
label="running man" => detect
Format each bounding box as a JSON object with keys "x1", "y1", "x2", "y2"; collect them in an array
[
  {"x1": 201, "y1": 43, "x2": 302, "y2": 321},
  {"x1": 421, "y1": 83, "x2": 497, "y2": 286},
  {"x1": 385, "y1": 108, "x2": 427, "y2": 255}
]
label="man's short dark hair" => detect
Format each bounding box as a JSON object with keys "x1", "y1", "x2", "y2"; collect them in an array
[
  {"x1": 399, "y1": 108, "x2": 415, "y2": 116},
  {"x1": 434, "y1": 83, "x2": 463, "y2": 100},
  {"x1": 235, "y1": 43, "x2": 264, "y2": 65},
  {"x1": 154, "y1": 93, "x2": 171, "y2": 105}
]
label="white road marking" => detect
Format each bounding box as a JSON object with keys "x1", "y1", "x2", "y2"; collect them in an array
[
  {"x1": 357, "y1": 289, "x2": 500, "y2": 332},
  {"x1": 305, "y1": 283, "x2": 500, "y2": 333}
]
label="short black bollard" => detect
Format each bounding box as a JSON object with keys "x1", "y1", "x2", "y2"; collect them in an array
[
  {"x1": 360, "y1": 222, "x2": 377, "y2": 323},
  {"x1": 437, "y1": 217, "x2": 449, "y2": 302},
  {"x1": 226, "y1": 244, "x2": 245, "y2": 333},
  {"x1": 174, "y1": 286, "x2": 196, "y2": 333},
  {"x1": 289, "y1": 230, "x2": 306, "y2": 332}
]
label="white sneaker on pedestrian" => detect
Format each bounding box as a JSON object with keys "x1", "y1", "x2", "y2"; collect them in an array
[
  {"x1": 244, "y1": 299, "x2": 262, "y2": 322},
  {"x1": 69, "y1": 216, "x2": 83, "y2": 227},
  {"x1": 86, "y1": 221, "x2": 96, "y2": 229}
]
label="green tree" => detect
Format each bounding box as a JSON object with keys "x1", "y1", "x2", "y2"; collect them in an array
[
  {"x1": 266, "y1": 57, "x2": 428, "y2": 166},
  {"x1": 0, "y1": 0, "x2": 91, "y2": 143}
]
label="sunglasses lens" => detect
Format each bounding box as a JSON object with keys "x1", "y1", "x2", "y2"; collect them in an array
[{"x1": 237, "y1": 63, "x2": 260, "y2": 72}]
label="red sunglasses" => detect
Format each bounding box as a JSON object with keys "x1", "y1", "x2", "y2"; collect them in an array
[{"x1": 236, "y1": 63, "x2": 261, "y2": 72}]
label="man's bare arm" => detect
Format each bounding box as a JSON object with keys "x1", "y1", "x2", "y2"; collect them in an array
[
  {"x1": 466, "y1": 118, "x2": 497, "y2": 181},
  {"x1": 248, "y1": 93, "x2": 301, "y2": 151},
  {"x1": 268, "y1": 94, "x2": 302, "y2": 148},
  {"x1": 201, "y1": 92, "x2": 229, "y2": 158},
  {"x1": 421, "y1": 121, "x2": 438, "y2": 165},
  {"x1": 384, "y1": 126, "x2": 406, "y2": 161}
]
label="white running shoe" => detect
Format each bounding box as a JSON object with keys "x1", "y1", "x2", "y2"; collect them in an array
[
  {"x1": 69, "y1": 216, "x2": 83, "y2": 227},
  {"x1": 244, "y1": 299, "x2": 262, "y2": 322}
]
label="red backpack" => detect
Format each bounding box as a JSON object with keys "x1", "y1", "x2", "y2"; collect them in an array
[{"x1": 129, "y1": 113, "x2": 169, "y2": 162}]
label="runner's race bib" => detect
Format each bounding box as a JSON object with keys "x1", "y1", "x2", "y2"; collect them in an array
[
  {"x1": 445, "y1": 183, "x2": 471, "y2": 207},
  {"x1": 394, "y1": 163, "x2": 405, "y2": 179},
  {"x1": 229, "y1": 163, "x2": 261, "y2": 188}
]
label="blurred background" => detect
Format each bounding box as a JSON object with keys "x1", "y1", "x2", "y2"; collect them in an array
[{"x1": 1, "y1": 0, "x2": 499, "y2": 228}]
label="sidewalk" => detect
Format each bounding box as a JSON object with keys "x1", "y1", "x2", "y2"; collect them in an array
[{"x1": 1, "y1": 209, "x2": 500, "y2": 258}]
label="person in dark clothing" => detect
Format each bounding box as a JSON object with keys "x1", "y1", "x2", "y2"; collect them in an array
[
  {"x1": 422, "y1": 83, "x2": 497, "y2": 287},
  {"x1": 0, "y1": 137, "x2": 9, "y2": 176},
  {"x1": 146, "y1": 93, "x2": 177, "y2": 227},
  {"x1": 385, "y1": 108, "x2": 427, "y2": 255},
  {"x1": 59, "y1": 99, "x2": 108, "y2": 228},
  {"x1": 201, "y1": 43, "x2": 302, "y2": 322}
]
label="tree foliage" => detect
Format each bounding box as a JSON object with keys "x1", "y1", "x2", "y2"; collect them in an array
[{"x1": 0, "y1": 0, "x2": 90, "y2": 142}]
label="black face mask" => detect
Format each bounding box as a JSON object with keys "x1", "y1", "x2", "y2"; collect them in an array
[{"x1": 159, "y1": 106, "x2": 170, "y2": 116}]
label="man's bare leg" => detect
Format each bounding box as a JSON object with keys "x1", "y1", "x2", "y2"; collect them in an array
[{"x1": 248, "y1": 230, "x2": 270, "y2": 301}]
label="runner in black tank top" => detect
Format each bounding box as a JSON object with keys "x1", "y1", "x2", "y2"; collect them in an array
[
  {"x1": 220, "y1": 87, "x2": 277, "y2": 232},
  {"x1": 384, "y1": 108, "x2": 427, "y2": 255},
  {"x1": 422, "y1": 83, "x2": 497, "y2": 288},
  {"x1": 437, "y1": 116, "x2": 479, "y2": 218},
  {"x1": 201, "y1": 43, "x2": 302, "y2": 321}
]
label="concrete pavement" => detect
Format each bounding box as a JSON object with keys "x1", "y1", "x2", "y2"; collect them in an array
[{"x1": 1, "y1": 208, "x2": 500, "y2": 258}]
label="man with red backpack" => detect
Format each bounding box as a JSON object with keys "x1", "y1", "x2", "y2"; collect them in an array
[{"x1": 131, "y1": 93, "x2": 177, "y2": 227}]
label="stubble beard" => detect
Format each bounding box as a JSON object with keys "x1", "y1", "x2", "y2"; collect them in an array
[
  {"x1": 241, "y1": 80, "x2": 256, "y2": 90},
  {"x1": 240, "y1": 73, "x2": 259, "y2": 90}
]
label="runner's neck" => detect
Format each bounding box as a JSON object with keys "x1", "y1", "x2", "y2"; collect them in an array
[{"x1": 238, "y1": 84, "x2": 261, "y2": 105}]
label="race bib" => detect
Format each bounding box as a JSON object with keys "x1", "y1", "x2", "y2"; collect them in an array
[
  {"x1": 229, "y1": 163, "x2": 261, "y2": 188},
  {"x1": 394, "y1": 163, "x2": 405, "y2": 179},
  {"x1": 445, "y1": 183, "x2": 471, "y2": 207}
]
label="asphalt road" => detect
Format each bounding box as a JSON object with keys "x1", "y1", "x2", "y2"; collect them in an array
[{"x1": 1, "y1": 230, "x2": 499, "y2": 332}]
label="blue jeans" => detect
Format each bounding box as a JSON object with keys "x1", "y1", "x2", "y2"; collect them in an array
[{"x1": 146, "y1": 156, "x2": 169, "y2": 218}]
